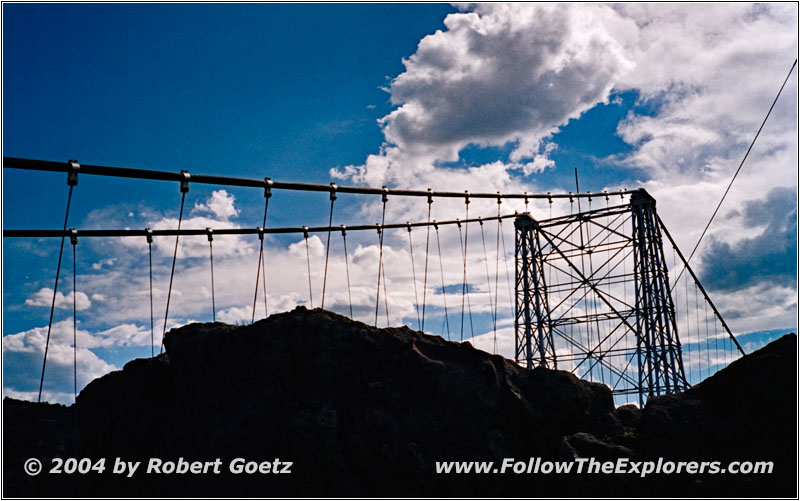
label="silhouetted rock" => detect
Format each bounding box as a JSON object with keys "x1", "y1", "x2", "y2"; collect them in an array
[{"x1": 2, "y1": 309, "x2": 796, "y2": 497}]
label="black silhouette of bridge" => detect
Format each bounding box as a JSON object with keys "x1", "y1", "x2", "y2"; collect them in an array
[{"x1": 2, "y1": 157, "x2": 745, "y2": 406}]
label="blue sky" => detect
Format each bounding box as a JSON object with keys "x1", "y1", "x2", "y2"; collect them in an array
[{"x1": 3, "y1": 3, "x2": 797, "y2": 404}]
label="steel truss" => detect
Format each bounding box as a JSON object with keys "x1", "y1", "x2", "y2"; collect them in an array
[{"x1": 515, "y1": 189, "x2": 690, "y2": 405}]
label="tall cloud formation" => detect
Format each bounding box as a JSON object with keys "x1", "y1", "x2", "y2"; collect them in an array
[
  {"x1": 383, "y1": 4, "x2": 636, "y2": 163},
  {"x1": 334, "y1": 2, "x2": 797, "y2": 334},
  {"x1": 339, "y1": 3, "x2": 796, "y2": 183}
]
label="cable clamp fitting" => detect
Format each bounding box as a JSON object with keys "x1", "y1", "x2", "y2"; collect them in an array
[
  {"x1": 478, "y1": 217, "x2": 483, "y2": 226},
  {"x1": 547, "y1": 192, "x2": 552, "y2": 205},
  {"x1": 329, "y1": 183, "x2": 338, "y2": 201},
  {"x1": 427, "y1": 188, "x2": 433, "y2": 205},
  {"x1": 302, "y1": 226, "x2": 309, "y2": 239},
  {"x1": 340, "y1": 224, "x2": 347, "y2": 237},
  {"x1": 376, "y1": 224, "x2": 382, "y2": 236},
  {"x1": 568, "y1": 191, "x2": 574, "y2": 204},
  {"x1": 432, "y1": 220, "x2": 439, "y2": 230},
  {"x1": 264, "y1": 178, "x2": 273, "y2": 199},
  {"x1": 206, "y1": 227, "x2": 214, "y2": 242},
  {"x1": 180, "y1": 170, "x2": 191, "y2": 193},
  {"x1": 456, "y1": 218, "x2": 461, "y2": 228},
  {"x1": 67, "y1": 159, "x2": 80, "y2": 186},
  {"x1": 497, "y1": 192, "x2": 502, "y2": 206},
  {"x1": 381, "y1": 186, "x2": 389, "y2": 204},
  {"x1": 68, "y1": 228, "x2": 78, "y2": 246},
  {"x1": 464, "y1": 190, "x2": 470, "y2": 205},
  {"x1": 257, "y1": 227, "x2": 264, "y2": 241},
  {"x1": 145, "y1": 228, "x2": 153, "y2": 244},
  {"x1": 406, "y1": 222, "x2": 412, "y2": 233}
]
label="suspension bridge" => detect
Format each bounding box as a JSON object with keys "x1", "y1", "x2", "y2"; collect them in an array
[{"x1": 3, "y1": 156, "x2": 746, "y2": 407}]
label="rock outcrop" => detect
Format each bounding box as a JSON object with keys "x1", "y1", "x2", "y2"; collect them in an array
[{"x1": 3, "y1": 307, "x2": 796, "y2": 497}]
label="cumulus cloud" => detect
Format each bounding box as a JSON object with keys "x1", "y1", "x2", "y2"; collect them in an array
[
  {"x1": 192, "y1": 189, "x2": 240, "y2": 220},
  {"x1": 332, "y1": 2, "x2": 797, "y2": 338},
  {"x1": 382, "y1": 3, "x2": 636, "y2": 162},
  {"x1": 25, "y1": 288, "x2": 92, "y2": 311},
  {"x1": 3, "y1": 321, "x2": 118, "y2": 402}
]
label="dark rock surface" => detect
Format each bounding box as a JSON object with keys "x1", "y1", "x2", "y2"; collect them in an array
[{"x1": 2, "y1": 308, "x2": 796, "y2": 497}]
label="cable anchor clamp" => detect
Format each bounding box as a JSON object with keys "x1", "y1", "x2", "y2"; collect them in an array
[
  {"x1": 329, "y1": 183, "x2": 338, "y2": 201},
  {"x1": 68, "y1": 228, "x2": 78, "y2": 246},
  {"x1": 206, "y1": 227, "x2": 214, "y2": 242},
  {"x1": 67, "y1": 159, "x2": 80, "y2": 186},
  {"x1": 264, "y1": 178, "x2": 273, "y2": 199},
  {"x1": 145, "y1": 228, "x2": 153, "y2": 244},
  {"x1": 180, "y1": 170, "x2": 191, "y2": 193}
]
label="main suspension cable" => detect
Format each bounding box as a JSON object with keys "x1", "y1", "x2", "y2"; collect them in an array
[{"x1": 672, "y1": 58, "x2": 797, "y2": 288}]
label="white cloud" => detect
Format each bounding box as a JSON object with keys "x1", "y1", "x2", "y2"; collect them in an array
[
  {"x1": 192, "y1": 189, "x2": 240, "y2": 220},
  {"x1": 25, "y1": 288, "x2": 92, "y2": 311}
]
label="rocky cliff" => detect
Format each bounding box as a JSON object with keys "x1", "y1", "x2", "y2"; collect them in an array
[{"x1": 3, "y1": 307, "x2": 796, "y2": 497}]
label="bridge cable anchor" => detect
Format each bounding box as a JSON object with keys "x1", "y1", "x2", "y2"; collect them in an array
[
  {"x1": 179, "y1": 170, "x2": 190, "y2": 193},
  {"x1": 67, "y1": 159, "x2": 80, "y2": 186},
  {"x1": 264, "y1": 178, "x2": 273, "y2": 199}
]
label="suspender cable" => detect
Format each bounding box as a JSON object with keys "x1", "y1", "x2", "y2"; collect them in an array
[
  {"x1": 341, "y1": 226, "x2": 353, "y2": 319},
  {"x1": 252, "y1": 227, "x2": 265, "y2": 321},
  {"x1": 499, "y1": 217, "x2": 513, "y2": 309},
  {"x1": 494, "y1": 196, "x2": 502, "y2": 351},
  {"x1": 382, "y1": 231, "x2": 390, "y2": 326},
  {"x1": 38, "y1": 159, "x2": 78, "y2": 403},
  {"x1": 69, "y1": 228, "x2": 78, "y2": 401},
  {"x1": 252, "y1": 179, "x2": 272, "y2": 322},
  {"x1": 146, "y1": 229, "x2": 154, "y2": 357},
  {"x1": 303, "y1": 226, "x2": 314, "y2": 308},
  {"x1": 434, "y1": 222, "x2": 451, "y2": 341},
  {"x1": 456, "y1": 217, "x2": 476, "y2": 341},
  {"x1": 207, "y1": 228, "x2": 216, "y2": 322},
  {"x1": 160, "y1": 171, "x2": 190, "y2": 353},
  {"x1": 479, "y1": 219, "x2": 497, "y2": 353},
  {"x1": 459, "y1": 193, "x2": 470, "y2": 342},
  {"x1": 375, "y1": 187, "x2": 388, "y2": 326},
  {"x1": 421, "y1": 191, "x2": 433, "y2": 331},
  {"x1": 321, "y1": 184, "x2": 337, "y2": 310},
  {"x1": 407, "y1": 224, "x2": 422, "y2": 330}
]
